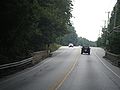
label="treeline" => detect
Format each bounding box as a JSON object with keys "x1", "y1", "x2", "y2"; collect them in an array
[
  {"x1": 57, "y1": 25, "x2": 96, "y2": 47},
  {"x1": 97, "y1": 0, "x2": 120, "y2": 54},
  {"x1": 0, "y1": 0, "x2": 73, "y2": 64},
  {"x1": 77, "y1": 37, "x2": 96, "y2": 47}
]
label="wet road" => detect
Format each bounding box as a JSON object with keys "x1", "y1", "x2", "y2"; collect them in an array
[{"x1": 0, "y1": 46, "x2": 120, "y2": 90}]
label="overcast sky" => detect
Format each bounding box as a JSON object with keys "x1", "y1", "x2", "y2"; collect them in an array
[{"x1": 71, "y1": 0, "x2": 117, "y2": 41}]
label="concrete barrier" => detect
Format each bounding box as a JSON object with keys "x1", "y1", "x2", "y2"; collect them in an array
[{"x1": 105, "y1": 52, "x2": 120, "y2": 67}]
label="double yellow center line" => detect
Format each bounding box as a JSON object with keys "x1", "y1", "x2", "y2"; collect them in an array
[{"x1": 49, "y1": 49, "x2": 80, "y2": 90}]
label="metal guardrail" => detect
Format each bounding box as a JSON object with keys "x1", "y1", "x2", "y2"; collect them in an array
[
  {"x1": 0, "y1": 50, "x2": 50, "y2": 70},
  {"x1": 0, "y1": 57, "x2": 33, "y2": 70}
]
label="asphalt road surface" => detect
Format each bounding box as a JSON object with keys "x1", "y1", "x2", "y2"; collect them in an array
[{"x1": 0, "y1": 46, "x2": 120, "y2": 90}]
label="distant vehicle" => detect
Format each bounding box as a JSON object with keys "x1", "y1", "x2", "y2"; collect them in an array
[
  {"x1": 68, "y1": 43, "x2": 74, "y2": 47},
  {"x1": 81, "y1": 46, "x2": 90, "y2": 55}
]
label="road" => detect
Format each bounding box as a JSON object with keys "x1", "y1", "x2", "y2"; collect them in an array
[{"x1": 0, "y1": 46, "x2": 120, "y2": 90}]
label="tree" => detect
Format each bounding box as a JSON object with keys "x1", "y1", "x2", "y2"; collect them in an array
[
  {"x1": 56, "y1": 25, "x2": 96, "y2": 47},
  {"x1": 97, "y1": 1, "x2": 120, "y2": 54},
  {"x1": 56, "y1": 25, "x2": 78, "y2": 46},
  {"x1": 77, "y1": 37, "x2": 96, "y2": 47},
  {"x1": 0, "y1": 0, "x2": 73, "y2": 64}
]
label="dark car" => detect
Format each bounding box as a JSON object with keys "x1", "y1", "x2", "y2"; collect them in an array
[{"x1": 81, "y1": 46, "x2": 90, "y2": 55}]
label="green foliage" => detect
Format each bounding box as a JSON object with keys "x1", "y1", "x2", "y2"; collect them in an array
[
  {"x1": 77, "y1": 37, "x2": 96, "y2": 47},
  {"x1": 96, "y1": 37, "x2": 103, "y2": 47},
  {"x1": 49, "y1": 43, "x2": 61, "y2": 52},
  {"x1": 56, "y1": 25, "x2": 96, "y2": 47},
  {"x1": 1, "y1": 0, "x2": 33, "y2": 60},
  {"x1": 56, "y1": 25, "x2": 78, "y2": 46},
  {"x1": 0, "y1": 0, "x2": 73, "y2": 64},
  {"x1": 97, "y1": 1, "x2": 120, "y2": 54}
]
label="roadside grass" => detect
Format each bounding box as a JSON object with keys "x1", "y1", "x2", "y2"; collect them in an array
[{"x1": 49, "y1": 43, "x2": 61, "y2": 52}]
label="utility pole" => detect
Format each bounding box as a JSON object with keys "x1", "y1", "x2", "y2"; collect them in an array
[
  {"x1": 104, "y1": 20, "x2": 107, "y2": 29},
  {"x1": 105, "y1": 11, "x2": 110, "y2": 26},
  {"x1": 104, "y1": 11, "x2": 110, "y2": 50},
  {"x1": 113, "y1": 3, "x2": 118, "y2": 27}
]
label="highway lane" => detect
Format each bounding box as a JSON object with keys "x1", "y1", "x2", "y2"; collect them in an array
[
  {"x1": 59, "y1": 47, "x2": 120, "y2": 90},
  {"x1": 0, "y1": 46, "x2": 80, "y2": 90},
  {"x1": 0, "y1": 46, "x2": 120, "y2": 90}
]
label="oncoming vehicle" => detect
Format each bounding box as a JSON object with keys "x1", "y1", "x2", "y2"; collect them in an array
[
  {"x1": 81, "y1": 46, "x2": 90, "y2": 55},
  {"x1": 68, "y1": 43, "x2": 74, "y2": 47}
]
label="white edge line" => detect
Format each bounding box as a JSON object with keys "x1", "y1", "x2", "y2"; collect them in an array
[
  {"x1": 0, "y1": 47, "x2": 68, "y2": 84},
  {"x1": 94, "y1": 52, "x2": 120, "y2": 79}
]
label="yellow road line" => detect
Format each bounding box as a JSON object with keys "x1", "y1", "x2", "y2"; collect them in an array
[
  {"x1": 55, "y1": 55, "x2": 80, "y2": 90},
  {"x1": 49, "y1": 50, "x2": 80, "y2": 90}
]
